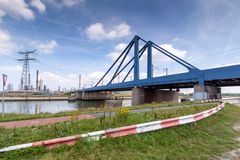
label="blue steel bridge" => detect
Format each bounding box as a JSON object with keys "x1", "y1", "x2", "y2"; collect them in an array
[{"x1": 78, "y1": 35, "x2": 240, "y2": 104}]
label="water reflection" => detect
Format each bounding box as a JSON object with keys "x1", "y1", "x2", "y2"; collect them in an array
[
  {"x1": 0, "y1": 101, "x2": 78, "y2": 114},
  {"x1": 0, "y1": 99, "x2": 132, "y2": 115}
]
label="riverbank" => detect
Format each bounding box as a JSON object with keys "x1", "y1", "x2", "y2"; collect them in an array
[
  {"x1": 0, "y1": 103, "x2": 239, "y2": 159},
  {"x1": 0, "y1": 96, "x2": 69, "y2": 101},
  {"x1": 0, "y1": 102, "x2": 217, "y2": 128},
  {"x1": 0, "y1": 101, "x2": 216, "y2": 122}
]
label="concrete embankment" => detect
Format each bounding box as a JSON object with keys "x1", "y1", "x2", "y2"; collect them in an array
[{"x1": 0, "y1": 96, "x2": 69, "y2": 101}]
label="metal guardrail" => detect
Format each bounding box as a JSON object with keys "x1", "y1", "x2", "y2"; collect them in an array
[{"x1": 0, "y1": 103, "x2": 225, "y2": 153}]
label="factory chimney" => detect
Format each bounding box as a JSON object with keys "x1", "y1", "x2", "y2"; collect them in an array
[{"x1": 36, "y1": 70, "x2": 39, "y2": 91}]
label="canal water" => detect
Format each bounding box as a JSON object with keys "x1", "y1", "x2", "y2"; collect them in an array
[
  {"x1": 0, "y1": 98, "x2": 238, "y2": 115},
  {"x1": 0, "y1": 99, "x2": 132, "y2": 114}
]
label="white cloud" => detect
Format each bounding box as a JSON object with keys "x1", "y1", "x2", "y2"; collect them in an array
[
  {"x1": 106, "y1": 43, "x2": 128, "y2": 61},
  {"x1": 40, "y1": 72, "x2": 61, "y2": 81},
  {"x1": 0, "y1": 65, "x2": 22, "y2": 73},
  {"x1": 47, "y1": 0, "x2": 84, "y2": 8},
  {"x1": 0, "y1": 9, "x2": 6, "y2": 17},
  {"x1": 115, "y1": 43, "x2": 127, "y2": 51},
  {"x1": 0, "y1": 29, "x2": 18, "y2": 55},
  {"x1": 140, "y1": 43, "x2": 187, "y2": 64},
  {"x1": 33, "y1": 40, "x2": 58, "y2": 54},
  {"x1": 30, "y1": 0, "x2": 46, "y2": 13},
  {"x1": 85, "y1": 23, "x2": 105, "y2": 40},
  {"x1": 209, "y1": 62, "x2": 240, "y2": 69},
  {"x1": 140, "y1": 72, "x2": 147, "y2": 79},
  {"x1": 38, "y1": 71, "x2": 109, "y2": 90},
  {"x1": 85, "y1": 22, "x2": 131, "y2": 40},
  {"x1": 40, "y1": 72, "x2": 86, "y2": 90},
  {"x1": 173, "y1": 37, "x2": 180, "y2": 42},
  {"x1": 87, "y1": 71, "x2": 105, "y2": 80},
  {"x1": 39, "y1": 72, "x2": 76, "y2": 90},
  {"x1": 0, "y1": 65, "x2": 22, "y2": 90},
  {"x1": 160, "y1": 44, "x2": 187, "y2": 59},
  {"x1": 106, "y1": 51, "x2": 122, "y2": 61},
  {"x1": 0, "y1": 0, "x2": 34, "y2": 20}
]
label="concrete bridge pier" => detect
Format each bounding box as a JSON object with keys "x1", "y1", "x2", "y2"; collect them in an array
[
  {"x1": 132, "y1": 87, "x2": 179, "y2": 106},
  {"x1": 75, "y1": 91, "x2": 113, "y2": 100},
  {"x1": 193, "y1": 85, "x2": 221, "y2": 101}
]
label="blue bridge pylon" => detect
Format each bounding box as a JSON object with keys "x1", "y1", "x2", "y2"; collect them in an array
[{"x1": 82, "y1": 35, "x2": 240, "y2": 92}]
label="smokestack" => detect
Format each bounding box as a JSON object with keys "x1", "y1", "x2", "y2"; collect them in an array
[
  {"x1": 36, "y1": 70, "x2": 39, "y2": 91},
  {"x1": 39, "y1": 79, "x2": 43, "y2": 91}
]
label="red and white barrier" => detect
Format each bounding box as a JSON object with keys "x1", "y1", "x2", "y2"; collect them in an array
[{"x1": 0, "y1": 103, "x2": 225, "y2": 153}]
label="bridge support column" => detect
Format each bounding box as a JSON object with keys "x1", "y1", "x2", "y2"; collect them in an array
[
  {"x1": 75, "y1": 91, "x2": 113, "y2": 100},
  {"x1": 132, "y1": 87, "x2": 145, "y2": 105},
  {"x1": 193, "y1": 85, "x2": 221, "y2": 101},
  {"x1": 132, "y1": 87, "x2": 179, "y2": 105}
]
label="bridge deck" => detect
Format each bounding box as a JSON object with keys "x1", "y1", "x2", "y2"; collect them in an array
[{"x1": 82, "y1": 64, "x2": 240, "y2": 92}]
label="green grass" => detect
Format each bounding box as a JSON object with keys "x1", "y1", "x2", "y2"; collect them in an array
[
  {"x1": 0, "y1": 103, "x2": 239, "y2": 159},
  {"x1": 0, "y1": 101, "x2": 216, "y2": 122}
]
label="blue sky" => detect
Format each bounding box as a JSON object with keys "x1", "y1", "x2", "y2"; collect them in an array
[{"x1": 0, "y1": 0, "x2": 240, "y2": 92}]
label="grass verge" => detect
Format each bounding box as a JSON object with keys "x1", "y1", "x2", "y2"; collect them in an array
[{"x1": 0, "y1": 103, "x2": 239, "y2": 159}]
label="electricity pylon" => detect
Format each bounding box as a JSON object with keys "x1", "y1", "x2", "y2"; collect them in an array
[{"x1": 18, "y1": 50, "x2": 37, "y2": 91}]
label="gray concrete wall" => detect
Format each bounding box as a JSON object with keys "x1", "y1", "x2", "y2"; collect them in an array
[
  {"x1": 132, "y1": 87, "x2": 179, "y2": 105},
  {"x1": 193, "y1": 85, "x2": 221, "y2": 101},
  {"x1": 75, "y1": 91, "x2": 113, "y2": 100},
  {"x1": 154, "y1": 90, "x2": 179, "y2": 102},
  {"x1": 132, "y1": 87, "x2": 145, "y2": 105}
]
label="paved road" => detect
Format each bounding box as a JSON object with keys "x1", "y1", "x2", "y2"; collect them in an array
[{"x1": 0, "y1": 103, "x2": 216, "y2": 128}]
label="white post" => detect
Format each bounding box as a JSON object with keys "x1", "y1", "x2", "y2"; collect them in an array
[{"x1": 2, "y1": 79, "x2": 5, "y2": 118}]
